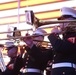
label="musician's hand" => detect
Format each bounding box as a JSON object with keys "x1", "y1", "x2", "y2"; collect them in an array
[
  {"x1": 51, "y1": 26, "x2": 61, "y2": 33},
  {"x1": 23, "y1": 33, "x2": 33, "y2": 48}
]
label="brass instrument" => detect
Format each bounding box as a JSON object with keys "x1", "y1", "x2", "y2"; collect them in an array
[
  {"x1": 33, "y1": 40, "x2": 51, "y2": 48},
  {"x1": 0, "y1": 18, "x2": 76, "y2": 42},
  {"x1": 33, "y1": 16, "x2": 76, "y2": 27},
  {"x1": 38, "y1": 19, "x2": 76, "y2": 25},
  {"x1": 0, "y1": 33, "x2": 50, "y2": 40},
  {"x1": 0, "y1": 19, "x2": 76, "y2": 40}
]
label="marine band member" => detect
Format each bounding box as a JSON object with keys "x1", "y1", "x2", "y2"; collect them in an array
[
  {"x1": 48, "y1": 7, "x2": 76, "y2": 75},
  {"x1": 23, "y1": 28, "x2": 53, "y2": 75}
]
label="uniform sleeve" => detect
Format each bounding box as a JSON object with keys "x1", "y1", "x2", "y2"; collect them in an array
[
  {"x1": 42, "y1": 49, "x2": 53, "y2": 62},
  {"x1": 48, "y1": 33, "x2": 75, "y2": 53},
  {"x1": 13, "y1": 55, "x2": 24, "y2": 75},
  {"x1": 26, "y1": 45, "x2": 53, "y2": 63}
]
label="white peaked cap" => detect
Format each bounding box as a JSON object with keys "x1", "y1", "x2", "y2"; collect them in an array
[
  {"x1": 33, "y1": 28, "x2": 47, "y2": 36},
  {"x1": 60, "y1": 7, "x2": 76, "y2": 17},
  {"x1": 5, "y1": 42, "x2": 14, "y2": 48}
]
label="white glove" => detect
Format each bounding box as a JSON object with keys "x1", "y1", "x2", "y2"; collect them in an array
[
  {"x1": 51, "y1": 26, "x2": 61, "y2": 33},
  {"x1": 23, "y1": 33, "x2": 33, "y2": 48}
]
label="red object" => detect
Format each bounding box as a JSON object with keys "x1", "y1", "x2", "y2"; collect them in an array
[
  {"x1": 7, "y1": 64, "x2": 13, "y2": 70},
  {"x1": 26, "y1": 33, "x2": 29, "y2": 36},
  {"x1": 67, "y1": 37, "x2": 76, "y2": 43}
]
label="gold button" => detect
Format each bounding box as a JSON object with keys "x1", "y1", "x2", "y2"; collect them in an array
[
  {"x1": 26, "y1": 58, "x2": 29, "y2": 60},
  {"x1": 28, "y1": 55, "x2": 30, "y2": 57},
  {"x1": 26, "y1": 62, "x2": 28, "y2": 64},
  {"x1": 52, "y1": 60, "x2": 54, "y2": 62},
  {"x1": 25, "y1": 65, "x2": 27, "y2": 68},
  {"x1": 54, "y1": 55, "x2": 56, "y2": 57},
  {"x1": 63, "y1": 72, "x2": 65, "y2": 74}
]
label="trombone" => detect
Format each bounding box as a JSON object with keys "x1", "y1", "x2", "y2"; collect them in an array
[
  {"x1": 0, "y1": 19, "x2": 76, "y2": 48},
  {"x1": 33, "y1": 16, "x2": 76, "y2": 28},
  {"x1": 38, "y1": 19, "x2": 76, "y2": 25},
  {"x1": 0, "y1": 19, "x2": 76, "y2": 40}
]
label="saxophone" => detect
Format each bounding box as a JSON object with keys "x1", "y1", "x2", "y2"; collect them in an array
[{"x1": 0, "y1": 50, "x2": 6, "y2": 72}]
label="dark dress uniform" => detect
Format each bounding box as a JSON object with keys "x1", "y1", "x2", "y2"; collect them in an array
[
  {"x1": 2, "y1": 57, "x2": 16, "y2": 75},
  {"x1": 2, "y1": 55, "x2": 24, "y2": 75},
  {"x1": 0, "y1": 69, "x2": 2, "y2": 75},
  {"x1": 13, "y1": 54, "x2": 25, "y2": 75},
  {"x1": 23, "y1": 45, "x2": 53, "y2": 75},
  {"x1": 46, "y1": 61, "x2": 52, "y2": 75},
  {"x1": 48, "y1": 33, "x2": 76, "y2": 75}
]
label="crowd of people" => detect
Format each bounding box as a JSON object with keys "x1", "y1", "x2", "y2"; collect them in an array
[{"x1": 0, "y1": 7, "x2": 76, "y2": 75}]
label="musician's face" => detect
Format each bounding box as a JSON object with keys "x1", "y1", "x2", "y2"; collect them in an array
[
  {"x1": 59, "y1": 17, "x2": 75, "y2": 29},
  {"x1": 7, "y1": 47, "x2": 17, "y2": 58}
]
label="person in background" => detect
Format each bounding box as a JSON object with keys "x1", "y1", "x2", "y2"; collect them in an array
[
  {"x1": 13, "y1": 27, "x2": 21, "y2": 37},
  {"x1": 2, "y1": 42, "x2": 18, "y2": 75},
  {"x1": 23, "y1": 28, "x2": 53, "y2": 75},
  {"x1": 48, "y1": 7, "x2": 76, "y2": 75},
  {"x1": 14, "y1": 45, "x2": 26, "y2": 75},
  {"x1": 0, "y1": 44, "x2": 5, "y2": 75}
]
